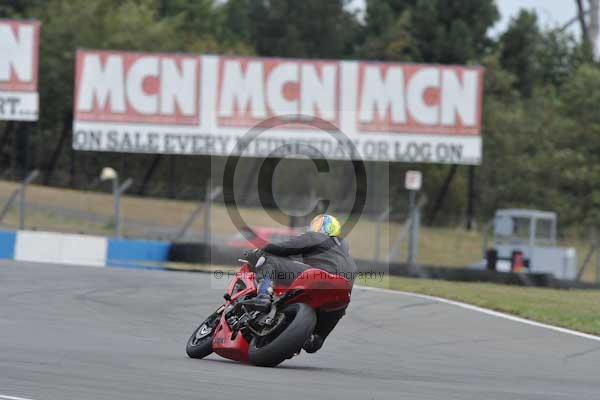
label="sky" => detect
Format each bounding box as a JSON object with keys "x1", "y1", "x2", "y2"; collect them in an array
[
  {"x1": 491, "y1": 0, "x2": 579, "y2": 37},
  {"x1": 347, "y1": 0, "x2": 582, "y2": 39}
]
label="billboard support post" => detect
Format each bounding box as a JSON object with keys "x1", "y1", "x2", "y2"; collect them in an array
[
  {"x1": 18, "y1": 169, "x2": 39, "y2": 229},
  {"x1": 428, "y1": 164, "x2": 457, "y2": 225},
  {"x1": 114, "y1": 178, "x2": 133, "y2": 238},
  {"x1": 466, "y1": 166, "x2": 476, "y2": 230},
  {"x1": 15, "y1": 123, "x2": 31, "y2": 180}
]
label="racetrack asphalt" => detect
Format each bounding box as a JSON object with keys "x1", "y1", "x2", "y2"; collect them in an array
[{"x1": 1, "y1": 261, "x2": 599, "y2": 400}]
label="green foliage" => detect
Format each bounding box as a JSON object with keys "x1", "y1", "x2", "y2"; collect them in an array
[
  {"x1": 499, "y1": 10, "x2": 584, "y2": 96},
  {"x1": 536, "y1": 29, "x2": 585, "y2": 88},
  {"x1": 480, "y1": 60, "x2": 600, "y2": 228},
  {"x1": 360, "y1": 8, "x2": 419, "y2": 61},
  {"x1": 361, "y1": 0, "x2": 499, "y2": 63},
  {"x1": 222, "y1": 0, "x2": 361, "y2": 58},
  {"x1": 4, "y1": 0, "x2": 600, "y2": 230},
  {"x1": 499, "y1": 10, "x2": 541, "y2": 96},
  {"x1": 363, "y1": 0, "x2": 417, "y2": 38},
  {"x1": 557, "y1": 65, "x2": 600, "y2": 225},
  {"x1": 16, "y1": 0, "x2": 249, "y2": 183},
  {"x1": 410, "y1": 0, "x2": 499, "y2": 63}
]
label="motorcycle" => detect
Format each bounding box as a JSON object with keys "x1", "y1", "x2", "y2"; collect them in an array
[{"x1": 185, "y1": 260, "x2": 352, "y2": 367}]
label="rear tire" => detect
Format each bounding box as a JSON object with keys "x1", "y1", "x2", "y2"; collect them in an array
[
  {"x1": 248, "y1": 303, "x2": 316, "y2": 367},
  {"x1": 186, "y1": 313, "x2": 218, "y2": 359}
]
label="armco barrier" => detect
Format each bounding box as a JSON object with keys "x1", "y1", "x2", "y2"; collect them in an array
[
  {"x1": 167, "y1": 242, "x2": 600, "y2": 289},
  {"x1": 168, "y1": 242, "x2": 239, "y2": 266},
  {"x1": 0, "y1": 230, "x2": 170, "y2": 269},
  {"x1": 2, "y1": 231, "x2": 597, "y2": 289},
  {"x1": 15, "y1": 230, "x2": 107, "y2": 266},
  {"x1": 107, "y1": 238, "x2": 170, "y2": 268},
  {"x1": 0, "y1": 231, "x2": 16, "y2": 259}
]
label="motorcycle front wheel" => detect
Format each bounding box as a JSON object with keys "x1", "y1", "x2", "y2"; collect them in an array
[
  {"x1": 248, "y1": 303, "x2": 316, "y2": 367},
  {"x1": 186, "y1": 312, "x2": 219, "y2": 359}
]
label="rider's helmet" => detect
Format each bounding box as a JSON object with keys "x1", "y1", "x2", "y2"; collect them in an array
[{"x1": 309, "y1": 214, "x2": 341, "y2": 237}]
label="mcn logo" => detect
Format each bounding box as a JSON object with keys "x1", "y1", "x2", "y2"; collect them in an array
[
  {"x1": 75, "y1": 51, "x2": 200, "y2": 125},
  {"x1": 215, "y1": 57, "x2": 481, "y2": 135},
  {"x1": 217, "y1": 57, "x2": 340, "y2": 127},
  {"x1": 72, "y1": 50, "x2": 484, "y2": 164},
  {"x1": 357, "y1": 63, "x2": 482, "y2": 135},
  {"x1": 0, "y1": 20, "x2": 39, "y2": 92}
]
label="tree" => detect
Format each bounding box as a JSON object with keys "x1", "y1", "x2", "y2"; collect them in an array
[
  {"x1": 359, "y1": 11, "x2": 420, "y2": 61},
  {"x1": 574, "y1": 0, "x2": 599, "y2": 60},
  {"x1": 0, "y1": 0, "x2": 46, "y2": 17},
  {"x1": 536, "y1": 29, "x2": 585, "y2": 89},
  {"x1": 360, "y1": 0, "x2": 499, "y2": 64},
  {"x1": 363, "y1": 0, "x2": 417, "y2": 38},
  {"x1": 3, "y1": 0, "x2": 600, "y2": 229},
  {"x1": 499, "y1": 10, "x2": 542, "y2": 97},
  {"x1": 19, "y1": 0, "x2": 243, "y2": 187},
  {"x1": 222, "y1": 0, "x2": 361, "y2": 58},
  {"x1": 409, "y1": 0, "x2": 499, "y2": 64},
  {"x1": 499, "y1": 10, "x2": 584, "y2": 96},
  {"x1": 479, "y1": 61, "x2": 600, "y2": 227},
  {"x1": 159, "y1": 0, "x2": 252, "y2": 54}
]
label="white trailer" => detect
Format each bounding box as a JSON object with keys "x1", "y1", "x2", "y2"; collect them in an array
[{"x1": 484, "y1": 209, "x2": 577, "y2": 280}]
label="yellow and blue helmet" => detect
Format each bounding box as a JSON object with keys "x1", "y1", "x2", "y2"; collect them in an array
[{"x1": 309, "y1": 214, "x2": 341, "y2": 237}]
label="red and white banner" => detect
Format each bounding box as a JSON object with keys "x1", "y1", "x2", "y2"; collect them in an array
[
  {"x1": 73, "y1": 50, "x2": 484, "y2": 164},
  {"x1": 0, "y1": 19, "x2": 40, "y2": 121}
]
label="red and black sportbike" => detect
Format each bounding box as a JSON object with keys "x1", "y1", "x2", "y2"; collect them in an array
[{"x1": 185, "y1": 260, "x2": 352, "y2": 367}]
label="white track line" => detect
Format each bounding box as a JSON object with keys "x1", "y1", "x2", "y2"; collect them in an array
[
  {"x1": 0, "y1": 395, "x2": 37, "y2": 400},
  {"x1": 357, "y1": 285, "x2": 600, "y2": 343}
]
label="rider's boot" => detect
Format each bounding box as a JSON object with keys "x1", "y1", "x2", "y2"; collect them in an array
[
  {"x1": 255, "y1": 277, "x2": 273, "y2": 301},
  {"x1": 302, "y1": 334, "x2": 324, "y2": 353},
  {"x1": 242, "y1": 277, "x2": 273, "y2": 310}
]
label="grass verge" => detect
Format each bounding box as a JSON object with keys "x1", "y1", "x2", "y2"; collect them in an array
[{"x1": 358, "y1": 275, "x2": 600, "y2": 336}]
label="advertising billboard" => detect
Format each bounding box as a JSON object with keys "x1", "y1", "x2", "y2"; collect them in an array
[
  {"x1": 73, "y1": 50, "x2": 484, "y2": 164},
  {"x1": 0, "y1": 19, "x2": 40, "y2": 121}
]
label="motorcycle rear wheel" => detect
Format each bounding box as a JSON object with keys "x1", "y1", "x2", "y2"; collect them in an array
[
  {"x1": 186, "y1": 312, "x2": 218, "y2": 359},
  {"x1": 248, "y1": 303, "x2": 316, "y2": 367}
]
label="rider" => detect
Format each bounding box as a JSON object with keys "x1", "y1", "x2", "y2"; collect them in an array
[{"x1": 244, "y1": 214, "x2": 357, "y2": 354}]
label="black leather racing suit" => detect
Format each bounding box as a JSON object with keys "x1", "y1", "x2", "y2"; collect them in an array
[{"x1": 257, "y1": 231, "x2": 357, "y2": 342}]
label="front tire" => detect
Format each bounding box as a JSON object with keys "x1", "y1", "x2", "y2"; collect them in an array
[
  {"x1": 186, "y1": 313, "x2": 219, "y2": 359},
  {"x1": 248, "y1": 303, "x2": 316, "y2": 367}
]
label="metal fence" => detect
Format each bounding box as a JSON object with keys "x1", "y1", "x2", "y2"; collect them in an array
[{"x1": 1, "y1": 172, "x2": 598, "y2": 283}]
